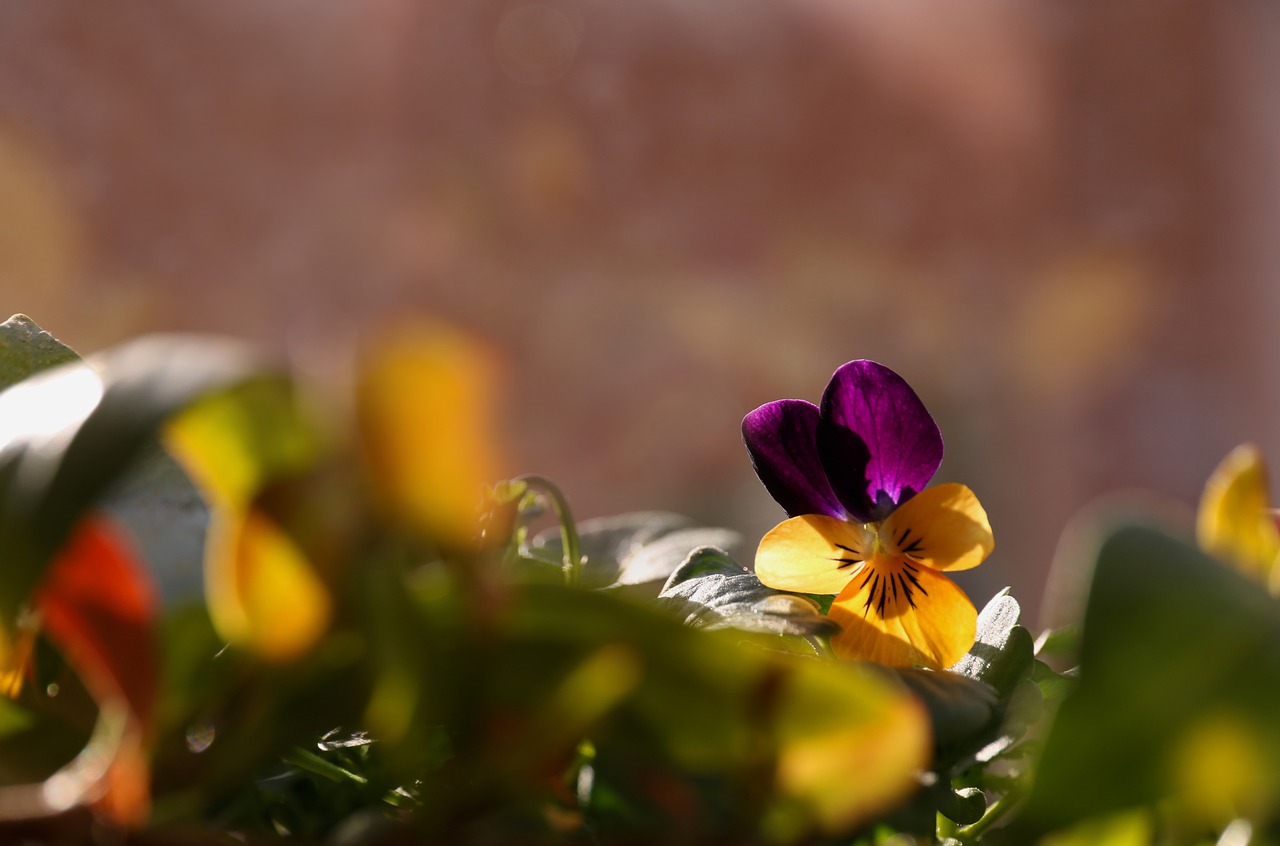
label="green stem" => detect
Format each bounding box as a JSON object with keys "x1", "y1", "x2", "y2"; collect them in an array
[
  {"x1": 937, "y1": 812, "x2": 960, "y2": 840},
  {"x1": 283, "y1": 746, "x2": 368, "y2": 785},
  {"x1": 513, "y1": 474, "x2": 582, "y2": 586}
]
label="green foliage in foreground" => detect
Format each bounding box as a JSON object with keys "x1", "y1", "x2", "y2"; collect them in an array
[{"x1": 0, "y1": 315, "x2": 1276, "y2": 845}]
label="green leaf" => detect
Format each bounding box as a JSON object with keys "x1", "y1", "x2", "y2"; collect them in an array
[
  {"x1": 934, "y1": 784, "x2": 986, "y2": 825},
  {"x1": 0, "y1": 314, "x2": 80, "y2": 391},
  {"x1": 1018, "y1": 524, "x2": 1280, "y2": 833},
  {"x1": 100, "y1": 446, "x2": 209, "y2": 604},
  {"x1": 531, "y1": 511, "x2": 741, "y2": 591},
  {"x1": 657, "y1": 547, "x2": 837, "y2": 638},
  {"x1": 1033, "y1": 623, "x2": 1080, "y2": 664},
  {"x1": 0, "y1": 693, "x2": 89, "y2": 783},
  {"x1": 507, "y1": 582, "x2": 930, "y2": 837},
  {"x1": 953, "y1": 589, "x2": 1036, "y2": 703},
  {"x1": 0, "y1": 315, "x2": 221, "y2": 606},
  {"x1": 1031, "y1": 659, "x2": 1076, "y2": 710},
  {"x1": 0, "y1": 334, "x2": 266, "y2": 622},
  {"x1": 166, "y1": 379, "x2": 335, "y2": 660},
  {"x1": 369, "y1": 573, "x2": 930, "y2": 840},
  {"x1": 891, "y1": 668, "x2": 997, "y2": 753}
]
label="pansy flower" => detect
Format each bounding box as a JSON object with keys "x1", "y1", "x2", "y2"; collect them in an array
[
  {"x1": 1197, "y1": 443, "x2": 1280, "y2": 594},
  {"x1": 743, "y1": 361, "x2": 994, "y2": 669}
]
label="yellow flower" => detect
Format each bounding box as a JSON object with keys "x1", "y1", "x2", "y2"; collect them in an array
[
  {"x1": 356, "y1": 321, "x2": 503, "y2": 549},
  {"x1": 1197, "y1": 443, "x2": 1280, "y2": 593}
]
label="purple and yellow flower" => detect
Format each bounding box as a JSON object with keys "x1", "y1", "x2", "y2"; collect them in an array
[{"x1": 743, "y1": 361, "x2": 994, "y2": 669}]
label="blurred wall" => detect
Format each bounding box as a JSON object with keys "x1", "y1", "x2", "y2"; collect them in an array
[{"x1": 1, "y1": 0, "x2": 1278, "y2": 620}]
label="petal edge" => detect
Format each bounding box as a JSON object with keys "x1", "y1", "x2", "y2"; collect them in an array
[
  {"x1": 755, "y1": 514, "x2": 871, "y2": 595},
  {"x1": 818, "y1": 361, "x2": 942, "y2": 521},
  {"x1": 880, "y1": 483, "x2": 993, "y2": 572}
]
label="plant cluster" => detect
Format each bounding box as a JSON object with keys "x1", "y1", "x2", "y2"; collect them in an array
[{"x1": 0, "y1": 314, "x2": 1275, "y2": 846}]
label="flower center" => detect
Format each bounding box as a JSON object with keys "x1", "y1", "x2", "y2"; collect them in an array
[{"x1": 831, "y1": 521, "x2": 929, "y2": 619}]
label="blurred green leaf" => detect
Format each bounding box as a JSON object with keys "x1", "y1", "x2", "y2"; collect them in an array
[
  {"x1": 1019, "y1": 524, "x2": 1280, "y2": 833},
  {"x1": 0, "y1": 693, "x2": 34, "y2": 739},
  {"x1": 1038, "y1": 809, "x2": 1154, "y2": 846},
  {"x1": 0, "y1": 333, "x2": 265, "y2": 622},
  {"x1": 368, "y1": 573, "x2": 928, "y2": 841},
  {"x1": 167, "y1": 378, "x2": 323, "y2": 508},
  {"x1": 101, "y1": 448, "x2": 209, "y2": 605},
  {"x1": 166, "y1": 378, "x2": 332, "y2": 660},
  {"x1": 0, "y1": 315, "x2": 214, "y2": 606},
  {"x1": 0, "y1": 692, "x2": 89, "y2": 783},
  {"x1": 658, "y1": 547, "x2": 837, "y2": 638},
  {"x1": 1033, "y1": 624, "x2": 1080, "y2": 664},
  {"x1": 892, "y1": 668, "x2": 997, "y2": 754},
  {"x1": 1030, "y1": 661, "x2": 1076, "y2": 718}
]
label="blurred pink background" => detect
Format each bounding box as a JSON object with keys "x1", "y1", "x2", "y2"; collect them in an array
[{"x1": 3, "y1": 0, "x2": 1279, "y2": 620}]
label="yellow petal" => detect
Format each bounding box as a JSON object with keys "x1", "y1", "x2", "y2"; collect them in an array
[
  {"x1": 829, "y1": 565, "x2": 976, "y2": 668},
  {"x1": 357, "y1": 323, "x2": 503, "y2": 548},
  {"x1": 206, "y1": 508, "x2": 330, "y2": 662},
  {"x1": 1197, "y1": 443, "x2": 1280, "y2": 582},
  {"x1": 754, "y1": 515, "x2": 875, "y2": 595},
  {"x1": 879, "y1": 483, "x2": 993, "y2": 572}
]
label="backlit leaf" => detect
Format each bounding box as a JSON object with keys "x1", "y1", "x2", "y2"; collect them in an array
[
  {"x1": 658, "y1": 547, "x2": 836, "y2": 637},
  {"x1": 0, "y1": 314, "x2": 79, "y2": 392},
  {"x1": 204, "y1": 508, "x2": 331, "y2": 662},
  {"x1": 166, "y1": 379, "x2": 330, "y2": 660},
  {"x1": 952, "y1": 589, "x2": 1035, "y2": 702},
  {"x1": 1019, "y1": 524, "x2": 1280, "y2": 833},
  {"x1": 0, "y1": 334, "x2": 262, "y2": 622}
]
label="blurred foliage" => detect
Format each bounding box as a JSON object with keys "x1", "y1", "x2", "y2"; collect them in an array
[{"x1": 1, "y1": 314, "x2": 1280, "y2": 845}]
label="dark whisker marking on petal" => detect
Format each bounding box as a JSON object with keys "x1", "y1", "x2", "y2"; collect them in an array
[
  {"x1": 899, "y1": 573, "x2": 918, "y2": 609},
  {"x1": 902, "y1": 568, "x2": 927, "y2": 596},
  {"x1": 864, "y1": 573, "x2": 882, "y2": 618},
  {"x1": 858, "y1": 568, "x2": 876, "y2": 591},
  {"x1": 829, "y1": 556, "x2": 864, "y2": 570},
  {"x1": 890, "y1": 573, "x2": 899, "y2": 603},
  {"x1": 835, "y1": 542, "x2": 862, "y2": 555},
  {"x1": 904, "y1": 538, "x2": 925, "y2": 554},
  {"x1": 897, "y1": 527, "x2": 910, "y2": 547}
]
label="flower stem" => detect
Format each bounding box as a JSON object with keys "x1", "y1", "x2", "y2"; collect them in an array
[
  {"x1": 513, "y1": 474, "x2": 583, "y2": 586},
  {"x1": 282, "y1": 746, "x2": 368, "y2": 785}
]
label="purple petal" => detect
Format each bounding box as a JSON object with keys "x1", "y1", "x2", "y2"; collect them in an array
[
  {"x1": 742, "y1": 399, "x2": 848, "y2": 519},
  {"x1": 817, "y1": 361, "x2": 942, "y2": 522}
]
